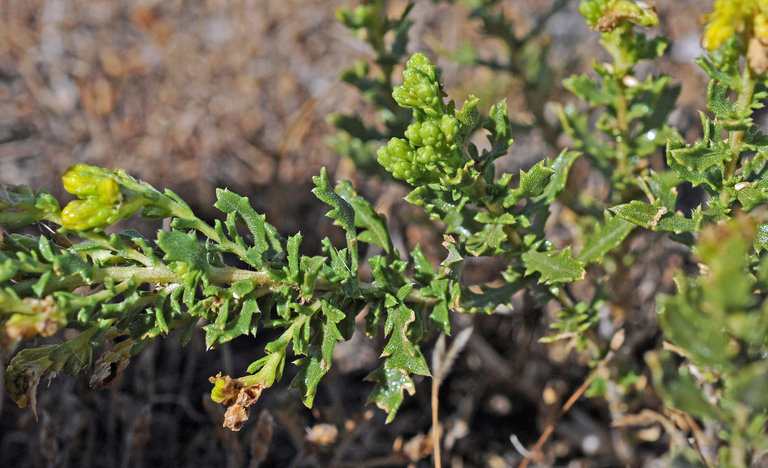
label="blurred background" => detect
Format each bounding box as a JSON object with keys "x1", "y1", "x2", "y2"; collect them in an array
[{"x1": 0, "y1": 0, "x2": 713, "y2": 466}]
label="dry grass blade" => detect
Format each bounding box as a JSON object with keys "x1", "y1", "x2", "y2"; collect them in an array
[{"x1": 432, "y1": 327, "x2": 474, "y2": 386}]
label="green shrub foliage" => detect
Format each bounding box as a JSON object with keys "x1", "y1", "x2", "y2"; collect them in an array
[{"x1": 3, "y1": 0, "x2": 768, "y2": 464}]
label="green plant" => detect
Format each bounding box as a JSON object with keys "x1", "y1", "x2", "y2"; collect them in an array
[
  {"x1": 0, "y1": 52, "x2": 585, "y2": 433},
  {"x1": 6, "y1": 0, "x2": 768, "y2": 465},
  {"x1": 328, "y1": 0, "x2": 415, "y2": 179}
]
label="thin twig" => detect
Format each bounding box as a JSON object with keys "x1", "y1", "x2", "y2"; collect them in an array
[
  {"x1": 431, "y1": 328, "x2": 473, "y2": 467},
  {"x1": 432, "y1": 367, "x2": 441, "y2": 468}
]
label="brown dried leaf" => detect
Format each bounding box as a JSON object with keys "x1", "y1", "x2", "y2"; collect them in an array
[
  {"x1": 89, "y1": 353, "x2": 129, "y2": 390},
  {"x1": 399, "y1": 429, "x2": 437, "y2": 462},
  {"x1": 5, "y1": 359, "x2": 47, "y2": 420},
  {"x1": 210, "y1": 373, "x2": 265, "y2": 431},
  {"x1": 749, "y1": 37, "x2": 768, "y2": 75},
  {"x1": 3, "y1": 296, "x2": 64, "y2": 341}
]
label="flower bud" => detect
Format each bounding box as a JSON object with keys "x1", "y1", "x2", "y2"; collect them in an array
[
  {"x1": 61, "y1": 199, "x2": 119, "y2": 231},
  {"x1": 62, "y1": 164, "x2": 118, "y2": 198},
  {"x1": 392, "y1": 53, "x2": 443, "y2": 116}
]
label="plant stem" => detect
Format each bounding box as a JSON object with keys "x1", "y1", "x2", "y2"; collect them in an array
[{"x1": 431, "y1": 375, "x2": 441, "y2": 468}]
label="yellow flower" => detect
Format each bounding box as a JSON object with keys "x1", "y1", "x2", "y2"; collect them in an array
[
  {"x1": 755, "y1": 13, "x2": 768, "y2": 43},
  {"x1": 701, "y1": 0, "x2": 768, "y2": 50}
]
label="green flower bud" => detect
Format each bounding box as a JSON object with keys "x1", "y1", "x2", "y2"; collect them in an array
[
  {"x1": 392, "y1": 53, "x2": 443, "y2": 116},
  {"x1": 377, "y1": 137, "x2": 415, "y2": 180},
  {"x1": 209, "y1": 350, "x2": 285, "y2": 431},
  {"x1": 439, "y1": 114, "x2": 459, "y2": 146},
  {"x1": 423, "y1": 119, "x2": 444, "y2": 147},
  {"x1": 210, "y1": 373, "x2": 231, "y2": 403},
  {"x1": 405, "y1": 116, "x2": 459, "y2": 153},
  {"x1": 416, "y1": 146, "x2": 438, "y2": 166}
]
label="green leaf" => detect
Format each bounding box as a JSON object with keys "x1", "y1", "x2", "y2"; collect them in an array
[
  {"x1": 578, "y1": 212, "x2": 635, "y2": 264},
  {"x1": 335, "y1": 180, "x2": 395, "y2": 256},
  {"x1": 538, "y1": 150, "x2": 581, "y2": 203},
  {"x1": 429, "y1": 299, "x2": 451, "y2": 333},
  {"x1": 156, "y1": 230, "x2": 208, "y2": 273},
  {"x1": 506, "y1": 160, "x2": 554, "y2": 204},
  {"x1": 281, "y1": 234, "x2": 302, "y2": 283},
  {"x1": 611, "y1": 201, "x2": 699, "y2": 233},
  {"x1": 730, "y1": 361, "x2": 768, "y2": 411},
  {"x1": 366, "y1": 363, "x2": 416, "y2": 423},
  {"x1": 458, "y1": 282, "x2": 522, "y2": 314},
  {"x1": 564, "y1": 74, "x2": 613, "y2": 105},
  {"x1": 329, "y1": 113, "x2": 384, "y2": 141},
  {"x1": 483, "y1": 99, "x2": 513, "y2": 160},
  {"x1": 214, "y1": 189, "x2": 269, "y2": 268},
  {"x1": 695, "y1": 57, "x2": 738, "y2": 91},
  {"x1": 658, "y1": 290, "x2": 733, "y2": 368},
  {"x1": 706, "y1": 80, "x2": 735, "y2": 119},
  {"x1": 321, "y1": 238, "x2": 361, "y2": 298},
  {"x1": 291, "y1": 301, "x2": 345, "y2": 407},
  {"x1": 382, "y1": 303, "x2": 430, "y2": 376},
  {"x1": 755, "y1": 224, "x2": 768, "y2": 253},
  {"x1": 299, "y1": 255, "x2": 326, "y2": 297},
  {"x1": 203, "y1": 299, "x2": 231, "y2": 348},
  {"x1": 668, "y1": 141, "x2": 729, "y2": 175},
  {"x1": 736, "y1": 180, "x2": 768, "y2": 211},
  {"x1": 405, "y1": 186, "x2": 474, "y2": 236},
  {"x1": 0, "y1": 254, "x2": 18, "y2": 283},
  {"x1": 666, "y1": 124, "x2": 728, "y2": 189},
  {"x1": 521, "y1": 247, "x2": 585, "y2": 285},
  {"x1": 52, "y1": 252, "x2": 94, "y2": 283},
  {"x1": 647, "y1": 351, "x2": 723, "y2": 422},
  {"x1": 313, "y1": 168, "x2": 358, "y2": 271},
  {"x1": 411, "y1": 245, "x2": 436, "y2": 284},
  {"x1": 465, "y1": 220, "x2": 508, "y2": 256},
  {"x1": 645, "y1": 170, "x2": 680, "y2": 210}
]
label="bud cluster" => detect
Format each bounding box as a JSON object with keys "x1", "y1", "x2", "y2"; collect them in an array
[
  {"x1": 377, "y1": 53, "x2": 465, "y2": 185},
  {"x1": 60, "y1": 164, "x2": 174, "y2": 231}
]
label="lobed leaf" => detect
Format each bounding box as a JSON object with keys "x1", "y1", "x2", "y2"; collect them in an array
[
  {"x1": 578, "y1": 212, "x2": 635, "y2": 264},
  {"x1": 313, "y1": 168, "x2": 358, "y2": 272},
  {"x1": 214, "y1": 189, "x2": 269, "y2": 268},
  {"x1": 611, "y1": 201, "x2": 699, "y2": 233},
  {"x1": 156, "y1": 230, "x2": 209, "y2": 273},
  {"x1": 521, "y1": 247, "x2": 585, "y2": 285},
  {"x1": 335, "y1": 180, "x2": 396, "y2": 256},
  {"x1": 366, "y1": 364, "x2": 416, "y2": 423},
  {"x1": 291, "y1": 301, "x2": 345, "y2": 407}
]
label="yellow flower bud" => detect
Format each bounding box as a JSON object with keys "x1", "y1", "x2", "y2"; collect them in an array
[
  {"x1": 61, "y1": 199, "x2": 118, "y2": 231},
  {"x1": 62, "y1": 164, "x2": 117, "y2": 198}
]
